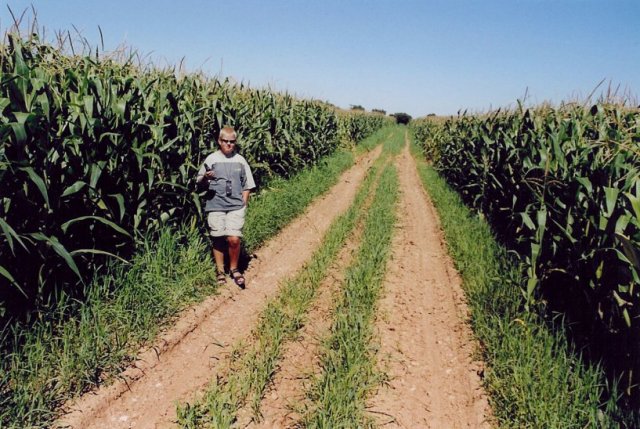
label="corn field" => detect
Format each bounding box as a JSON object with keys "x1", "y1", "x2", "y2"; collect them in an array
[
  {"x1": 412, "y1": 104, "x2": 640, "y2": 399},
  {"x1": 0, "y1": 34, "x2": 392, "y2": 322}
]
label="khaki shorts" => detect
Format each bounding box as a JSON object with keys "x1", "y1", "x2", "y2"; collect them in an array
[{"x1": 207, "y1": 207, "x2": 246, "y2": 237}]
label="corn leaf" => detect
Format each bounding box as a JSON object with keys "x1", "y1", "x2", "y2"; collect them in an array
[
  {"x1": 61, "y1": 215, "x2": 131, "y2": 237},
  {"x1": 19, "y1": 166, "x2": 50, "y2": 207},
  {"x1": 29, "y1": 232, "x2": 81, "y2": 280}
]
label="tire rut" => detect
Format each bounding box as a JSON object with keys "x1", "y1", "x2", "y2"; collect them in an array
[{"x1": 368, "y1": 141, "x2": 493, "y2": 428}]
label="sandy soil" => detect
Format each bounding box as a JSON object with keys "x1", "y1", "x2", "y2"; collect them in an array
[
  {"x1": 56, "y1": 139, "x2": 493, "y2": 429},
  {"x1": 368, "y1": 142, "x2": 492, "y2": 428},
  {"x1": 55, "y1": 146, "x2": 380, "y2": 429}
]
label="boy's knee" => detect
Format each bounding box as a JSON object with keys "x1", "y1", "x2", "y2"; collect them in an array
[{"x1": 227, "y1": 236, "x2": 241, "y2": 246}]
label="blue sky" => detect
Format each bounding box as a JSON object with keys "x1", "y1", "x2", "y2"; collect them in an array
[{"x1": 1, "y1": 1, "x2": 638, "y2": 117}]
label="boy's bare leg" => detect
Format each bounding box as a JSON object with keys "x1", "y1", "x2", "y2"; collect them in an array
[
  {"x1": 212, "y1": 237, "x2": 227, "y2": 273},
  {"x1": 227, "y1": 236, "x2": 241, "y2": 271}
]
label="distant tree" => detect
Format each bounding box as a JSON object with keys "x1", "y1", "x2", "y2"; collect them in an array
[
  {"x1": 427, "y1": 113, "x2": 436, "y2": 117},
  {"x1": 319, "y1": 100, "x2": 336, "y2": 108},
  {"x1": 391, "y1": 112, "x2": 412, "y2": 125},
  {"x1": 350, "y1": 104, "x2": 365, "y2": 111},
  {"x1": 372, "y1": 108, "x2": 386, "y2": 115}
]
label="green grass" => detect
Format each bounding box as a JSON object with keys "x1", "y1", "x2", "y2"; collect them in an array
[
  {"x1": 408, "y1": 139, "x2": 629, "y2": 428},
  {"x1": 0, "y1": 145, "x2": 366, "y2": 429},
  {"x1": 354, "y1": 126, "x2": 396, "y2": 154},
  {"x1": 298, "y1": 129, "x2": 403, "y2": 428},
  {"x1": 301, "y1": 159, "x2": 399, "y2": 428},
  {"x1": 1, "y1": 222, "x2": 218, "y2": 428}
]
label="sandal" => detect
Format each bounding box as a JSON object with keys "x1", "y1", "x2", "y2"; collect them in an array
[
  {"x1": 216, "y1": 272, "x2": 227, "y2": 285},
  {"x1": 230, "y1": 268, "x2": 245, "y2": 289}
]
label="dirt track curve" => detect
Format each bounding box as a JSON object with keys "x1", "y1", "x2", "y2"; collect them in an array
[{"x1": 57, "y1": 140, "x2": 492, "y2": 428}]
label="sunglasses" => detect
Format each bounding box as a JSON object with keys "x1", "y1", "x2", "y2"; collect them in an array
[{"x1": 220, "y1": 138, "x2": 237, "y2": 144}]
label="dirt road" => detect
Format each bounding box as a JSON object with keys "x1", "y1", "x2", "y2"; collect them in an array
[
  {"x1": 368, "y1": 143, "x2": 492, "y2": 428},
  {"x1": 57, "y1": 141, "x2": 492, "y2": 428}
]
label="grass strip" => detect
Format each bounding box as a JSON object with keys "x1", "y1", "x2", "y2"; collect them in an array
[
  {"x1": 354, "y1": 126, "x2": 396, "y2": 155},
  {"x1": 301, "y1": 161, "x2": 399, "y2": 428},
  {"x1": 0, "y1": 147, "x2": 362, "y2": 429},
  {"x1": 243, "y1": 148, "x2": 353, "y2": 253},
  {"x1": 175, "y1": 145, "x2": 388, "y2": 428},
  {"x1": 408, "y1": 140, "x2": 628, "y2": 428}
]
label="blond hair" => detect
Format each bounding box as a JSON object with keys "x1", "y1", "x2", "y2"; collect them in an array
[{"x1": 218, "y1": 126, "x2": 237, "y2": 140}]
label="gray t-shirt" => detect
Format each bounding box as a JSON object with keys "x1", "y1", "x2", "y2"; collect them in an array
[{"x1": 197, "y1": 151, "x2": 256, "y2": 212}]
